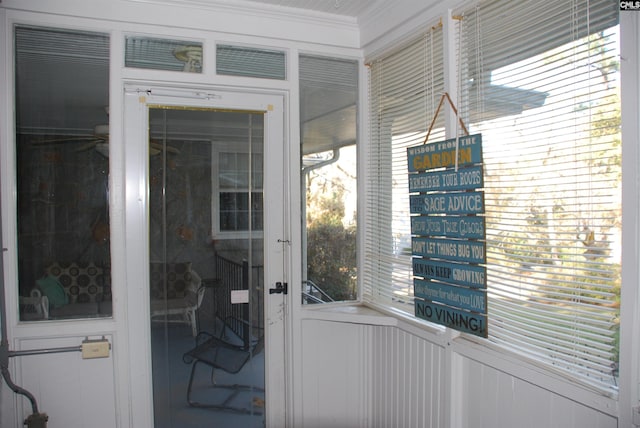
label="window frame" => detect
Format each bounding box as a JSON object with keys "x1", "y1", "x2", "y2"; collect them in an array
[
  {"x1": 211, "y1": 142, "x2": 264, "y2": 240},
  {"x1": 363, "y1": 2, "x2": 621, "y2": 396}
]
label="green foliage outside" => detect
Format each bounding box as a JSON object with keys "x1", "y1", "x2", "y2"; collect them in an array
[{"x1": 305, "y1": 177, "x2": 357, "y2": 302}]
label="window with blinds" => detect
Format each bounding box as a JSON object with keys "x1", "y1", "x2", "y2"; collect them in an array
[
  {"x1": 366, "y1": 0, "x2": 620, "y2": 395},
  {"x1": 365, "y1": 24, "x2": 445, "y2": 311},
  {"x1": 216, "y1": 44, "x2": 286, "y2": 80}
]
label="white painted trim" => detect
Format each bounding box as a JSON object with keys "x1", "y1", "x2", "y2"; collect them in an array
[
  {"x1": 107, "y1": 27, "x2": 133, "y2": 428},
  {"x1": 299, "y1": 302, "x2": 398, "y2": 326},
  {"x1": 123, "y1": 87, "x2": 155, "y2": 428},
  {"x1": 285, "y1": 46, "x2": 302, "y2": 428},
  {"x1": 618, "y1": 10, "x2": 640, "y2": 428},
  {"x1": 0, "y1": 0, "x2": 360, "y2": 49},
  {"x1": 286, "y1": 45, "x2": 304, "y2": 428},
  {"x1": 127, "y1": 0, "x2": 359, "y2": 27},
  {"x1": 361, "y1": 0, "x2": 456, "y2": 59}
]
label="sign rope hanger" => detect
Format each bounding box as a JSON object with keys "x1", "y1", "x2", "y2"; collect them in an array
[{"x1": 423, "y1": 92, "x2": 469, "y2": 145}]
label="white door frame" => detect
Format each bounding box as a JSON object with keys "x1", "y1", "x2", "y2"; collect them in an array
[{"x1": 122, "y1": 84, "x2": 288, "y2": 427}]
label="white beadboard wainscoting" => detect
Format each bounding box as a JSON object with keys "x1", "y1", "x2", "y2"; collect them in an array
[{"x1": 297, "y1": 306, "x2": 618, "y2": 428}]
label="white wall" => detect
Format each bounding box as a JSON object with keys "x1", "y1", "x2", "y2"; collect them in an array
[{"x1": 297, "y1": 311, "x2": 619, "y2": 428}]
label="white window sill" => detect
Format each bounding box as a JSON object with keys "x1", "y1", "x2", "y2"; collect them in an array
[{"x1": 299, "y1": 302, "x2": 398, "y2": 326}]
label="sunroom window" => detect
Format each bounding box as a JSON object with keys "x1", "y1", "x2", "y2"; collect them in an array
[
  {"x1": 300, "y1": 55, "x2": 358, "y2": 304},
  {"x1": 366, "y1": 0, "x2": 620, "y2": 395},
  {"x1": 14, "y1": 26, "x2": 111, "y2": 321}
]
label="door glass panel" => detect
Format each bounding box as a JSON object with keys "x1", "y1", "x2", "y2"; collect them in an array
[
  {"x1": 149, "y1": 107, "x2": 265, "y2": 427},
  {"x1": 14, "y1": 26, "x2": 111, "y2": 321}
]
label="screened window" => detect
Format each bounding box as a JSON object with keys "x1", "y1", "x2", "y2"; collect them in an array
[
  {"x1": 15, "y1": 26, "x2": 112, "y2": 321},
  {"x1": 366, "y1": 0, "x2": 620, "y2": 395},
  {"x1": 365, "y1": 24, "x2": 445, "y2": 310},
  {"x1": 125, "y1": 36, "x2": 203, "y2": 73},
  {"x1": 458, "y1": 0, "x2": 620, "y2": 394},
  {"x1": 300, "y1": 55, "x2": 358, "y2": 303},
  {"x1": 217, "y1": 44, "x2": 286, "y2": 80}
]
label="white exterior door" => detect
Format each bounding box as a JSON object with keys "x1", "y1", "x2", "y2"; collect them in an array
[{"x1": 123, "y1": 86, "x2": 287, "y2": 427}]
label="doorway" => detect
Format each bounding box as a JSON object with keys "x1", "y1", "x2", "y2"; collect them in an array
[{"x1": 123, "y1": 87, "x2": 287, "y2": 427}]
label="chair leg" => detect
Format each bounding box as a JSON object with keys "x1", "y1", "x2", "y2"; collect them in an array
[
  {"x1": 186, "y1": 360, "x2": 199, "y2": 406},
  {"x1": 185, "y1": 360, "x2": 264, "y2": 414},
  {"x1": 188, "y1": 309, "x2": 197, "y2": 336}
]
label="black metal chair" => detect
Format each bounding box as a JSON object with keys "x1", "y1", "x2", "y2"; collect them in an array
[{"x1": 182, "y1": 316, "x2": 264, "y2": 414}]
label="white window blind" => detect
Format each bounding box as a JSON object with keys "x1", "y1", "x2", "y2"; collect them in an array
[
  {"x1": 458, "y1": 0, "x2": 620, "y2": 394},
  {"x1": 365, "y1": 24, "x2": 444, "y2": 312},
  {"x1": 216, "y1": 44, "x2": 286, "y2": 80},
  {"x1": 366, "y1": 0, "x2": 620, "y2": 395}
]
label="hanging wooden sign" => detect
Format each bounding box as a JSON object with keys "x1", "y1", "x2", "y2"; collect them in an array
[
  {"x1": 407, "y1": 134, "x2": 482, "y2": 173},
  {"x1": 410, "y1": 191, "x2": 485, "y2": 215},
  {"x1": 407, "y1": 124, "x2": 487, "y2": 337},
  {"x1": 411, "y1": 215, "x2": 485, "y2": 239},
  {"x1": 414, "y1": 279, "x2": 486, "y2": 313},
  {"x1": 415, "y1": 299, "x2": 487, "y2": 337},
  {"x1": 412, "y1": 237, "x2": 486, "y2": 264},
  {"x1": 409, "y1": 165, "x2": 484, "y2": 193}
]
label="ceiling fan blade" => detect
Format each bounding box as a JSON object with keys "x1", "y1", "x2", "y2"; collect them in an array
[
  {"x1": 75, "y1": 138, "x2": 104, "y2": 152},
  {"x1": 149, "y1": 141, "x2": 181, "y2": 154},
  {"x1": 30, "y1": 135, "x2": 97, "y2": 146}
]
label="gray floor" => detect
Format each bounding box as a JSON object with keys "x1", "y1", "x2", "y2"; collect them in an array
[{"x1": 151, "y1": 323, "x2": 265, "y2": 428}]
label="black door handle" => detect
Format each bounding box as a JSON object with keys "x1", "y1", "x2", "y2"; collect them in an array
[{"x1": 269, "y1": 282, "x2": 288, "y2": 295}]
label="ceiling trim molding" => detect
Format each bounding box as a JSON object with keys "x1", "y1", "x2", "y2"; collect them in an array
[
  {"x1": 127, "y1": 0, "x2": 359, "y2": 29},
  {"x1": 360, "y1": 0, "x2": 451, "y2": 56}
]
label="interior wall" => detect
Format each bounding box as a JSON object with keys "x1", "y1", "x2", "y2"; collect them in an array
[{"x1": 298, "y1": 316, "x2": 618, "y2": 428}]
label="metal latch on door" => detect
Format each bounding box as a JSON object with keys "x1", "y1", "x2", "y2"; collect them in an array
[{"x1": 269, "y1": 282, "x2": 288, "y2": 295}]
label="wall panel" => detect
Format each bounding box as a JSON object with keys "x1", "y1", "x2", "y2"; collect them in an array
[
  {"x1": 370, "y1": 325, "x2": 445, "y2": 428},
  {"x1": 14, "y1": 335, "x2": 116, "y2": 428},
  {"x1": 457, "y1": 357, "x2": 617, "y2": 428},
  {"x1": 299, "y1": 317, "x2": 618, "y2": 428},
  {"x1": 300, "y1": 319, "x2": 371, "y2": 428}
]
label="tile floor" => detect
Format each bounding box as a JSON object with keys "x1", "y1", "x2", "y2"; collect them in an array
[{"x1": 151, "y1": 323, "x2": 265, "y2": 428}]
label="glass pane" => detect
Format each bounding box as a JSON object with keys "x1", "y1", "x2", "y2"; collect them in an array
[
  {"x1": 149, "y1": 108, "x2": 265, "y2": 427},
  {"x1": 125, "y1": 36, "x2": 203, "y2": 73},
  {"x1": 300, "y1": 55, "x2": 358, "y2": 303},
  {"x1": 15, "y1": 26, "x2": 111, "y2": 321},
  {"x1": 217, "y1": 44, "x2": 286, "y2": 80}
]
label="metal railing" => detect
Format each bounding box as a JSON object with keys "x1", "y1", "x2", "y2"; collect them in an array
[
  {"x1": 301, "y1": 280, "x2": 334, "y2": 305},
  {"x1": 213, "y1": 254, "x2": 263, "y2": 348}
]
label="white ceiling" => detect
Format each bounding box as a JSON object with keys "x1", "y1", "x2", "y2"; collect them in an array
[{"x1": 219, "y1": 0, "x2": 384, "y2": 19}]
